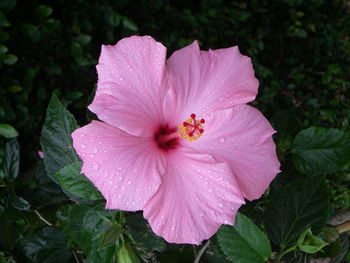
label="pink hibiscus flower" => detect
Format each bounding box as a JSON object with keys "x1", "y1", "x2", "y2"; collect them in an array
[{"x1": 72, "y1": 35, "x2": 280, "y2": 244}]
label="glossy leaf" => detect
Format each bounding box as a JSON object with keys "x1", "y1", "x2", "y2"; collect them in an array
[
  {"x1": 2, "y1": 54, "x2": 17, "y2": 65},
  {"x1": 264, "y1": 176, "x2": 329, "y2": 247},
  {"x1": 55, "y1": 161, "x2": 103, "y2": 200},
  {"x1": 217, "y1": 213, "x2": 272, "y2": 263},
  {"x1": 1, "y1": 189, "x2": 30, "y2": 211},
  {"x1": 125, "y1": 213, "x2": 166, "y2": 259},
  {"x1": 33, "y1": 161, "x2": 67, "y2": 205},
  {"x1": 41, "y1": 94, "x2": 79, "y2": 183},
  {"x1": 57, "y1": 203, "x2": 116, "y2": 263},
  {"x1": 33, "y1": 5, "x2": 53, "y2": 18},
  {"x1": 0, "y1": 123, "x2": 18, "y2": 138},
  {"x1": 293, "y1": 127, "x2": 350, "y2": 175},
  {"x1": 22, "y1": 227, "x2": 72, "y2": 263},
  {"x1": 98, "y1": 223, "x2": 123, "y2": 249},
  {"x1": 3, "y1": 139, "x2": 19, "y2": 182}
]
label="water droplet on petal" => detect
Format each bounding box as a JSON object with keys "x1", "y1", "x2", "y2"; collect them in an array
[
  {"x1": 81, "y1": 144, "x2": 87, "y2": 149},
  {"x1": 218, "y1": 137, "x2": 226, "y2": 143},
  {"x1": 93, "y1": 162, "x2": 99, "y2": 170}
]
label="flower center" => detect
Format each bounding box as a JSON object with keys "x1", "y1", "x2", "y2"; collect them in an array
[
  {"x1": 154, "y1": 114, "x2": 205, "y2": 151},
  {"x1": 178, "y1": 114, "x2": 205, "y2": 141},
  {"x1": 154, "y1": 125, "x2": 179, "y2": 151}
]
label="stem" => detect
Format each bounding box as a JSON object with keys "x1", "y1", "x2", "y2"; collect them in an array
[
  {"x1": 336, "y1": 221, "x2": 350, "y2": 233},
  {"x1": 276, "y1": 245, "x2": 297, "y2": 262},
  {"x1": 34, "y1": 210, "x2": 52, "y2": 226},
  {"x1": 193, "y1": 240, "x2": 211, "y2": 263},
  {"x1": 72, "y1": 250, "x2": 80, "y2": 263}
]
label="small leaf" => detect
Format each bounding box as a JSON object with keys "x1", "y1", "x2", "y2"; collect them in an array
[
  {"x1": 41, "y1": 94, "x2": 79, "y2": 183},
  {"x1": 1, "y1": 189, "x2": 30, "y2": 211},
  {"x1": 293, "y1": 127, "x2": 350, "y2": 175},
  {"x1": 3, "y1": 139, "x2": 19, "y2": 182},
  {"x1": 55, "y1": 161, "x2": 103, "y2": 200},
  {"x1": 0, "y1": 123, "x2": 18, "y2": 138},
  {"x1": 122, "y1": 18, "x2": 138, "y2": 31},
  {"x1": 0, "y1": 44, "x2": 8, "y2": 54},
  {"x1": 105, "y1": 10, "x2": 121, "y2": 27},
  {"x1": 297, "y1": 229, "x2": 328, "y2": 254},
  {"x1": 98, "y1": 223, "x2": 123, "y2": 249},
  {"x1": 76, "y1": 34, "x2": 91, "y2": 46},
  {"x1": 125, "y1": 213, "x2": 166, "y2": 259},
  {"x1": 33, "y1": 5, "x2": 53, "y2": 18},
  {"x1": 22, "y1": 227, "x2": 72, "y2": 263},
  {"x1": 217, "y1": 213, "x2": 272, "y2": 263},
  {"x1": 7, "y1": 85, "x2": 22, "y2": 93},
  {"x1": 2, "y1": 54, "x2": 17, "y2": 65},
  {"x1": 117, "y1": 243, "x2": 141, "y2": 263},
  {"x1": 0, "y1": 11, "x2": 10, "y2": 27},
  {"x1": 21, "y1": 23, "x2": 41, "y2": 42},
  {"x1": 264, "y1": 176, "x2": 329, "y2": 247}
]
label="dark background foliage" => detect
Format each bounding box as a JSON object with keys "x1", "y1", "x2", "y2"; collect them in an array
[{"x1": 0, "y1": 0, "x2": 349, "y2": 262}]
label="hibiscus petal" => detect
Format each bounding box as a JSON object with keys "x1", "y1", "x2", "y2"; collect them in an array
[
  {"x1": 71, "y1": 120, "x2": 165, "y2": 211},
  {"x1": 165, "y1": 41, "x2": 258, "y2": 121},
  {"x1": 143, "y1": 150, "x2": 244, "y2": 244},
  {"x1": 190, "y1": 105, "x2": 280, "y2": 200},
  {"x1": 89, "y1": 35, "x2": 167, "y2": 136}
]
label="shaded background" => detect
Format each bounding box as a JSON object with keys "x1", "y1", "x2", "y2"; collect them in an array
[{"x1": 0, "y1": 0, "x2": 350, "y2": 262}]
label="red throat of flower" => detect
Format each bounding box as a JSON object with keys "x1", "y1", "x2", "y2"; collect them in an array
[{"x1": 154, "y1": 114, "x2": 205, "y2": 151}]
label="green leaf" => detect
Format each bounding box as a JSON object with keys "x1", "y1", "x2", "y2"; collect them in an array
[
  {"x1": 41, "y1": 94, "x2": 79, "y2": 183},
  {"x1": 32, "y1": 161, "x2": 67, "y2": 205},
  {"x1": 264, "y1": 176, "x2": 329, "y2": 247},
  {"x1": 0, "y1": 11, "x2": 10, "y2": 27},
  {"x1": 292, "y1": 127, "x2": 350, "y2": 175},
  {"x1": 125, "y1": 213, "x2": 166, "y2": 259},
  {"x1": 122, "y1": 18, "x2": 138, "y2": 31},
  {"x1": 70, "y1": 41, "x2": 95, "y2": 66},
  {"x1": 55, "y1": 161, "x2": 103, "y2": 200},
  {"x1": 33, "y1": 5, "x2": 53, "y2": 18},
  {"x1": 57, "y1": 203, "x2": 116, "y2": 263},
  {"x1": 1, "y1": 189, "x2": 30, "y2": 210},
  {"x1": 297, "y1": 229, "x2": 328, "y2": 254},
  {"x1": 2, "y1": 54, "x2": 17, "y2": 65},
  {"x1": 204, "y1": 238, "x2": 231, "y2": 263},
  {"x1": 22, "y1": 227, "x2": 72, "y2": 263},
  {"x1": 0, "y1": 123, "x2": 18, "y2": 138},
  {"x1": 3, "y1": 139, "x2": 19, "y2": 182},
  {"x1": 105, "y1": 10, "x2": 121, "y2": 27},
  {"x1": 21, "y1": 23, "x2": 41, "y2": 42},
  {"x1": 8, "y1": 85, "x2": 22, "y2": 93},
  {"x1": 98, "y1": 223, "x2": 123, "y2": 249},
  {"x1": 117, "y1": 243, "x2": 141, "y2": 263},
  {"x1": 0, "y1": 44, "x2": 8, "y2": 54},
  {"x1": 217, "y1": 213, "x2": 272, "y2": 263},
  {"x1": 76, "y1": 34, "x2": 91, "y2": 46}
]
